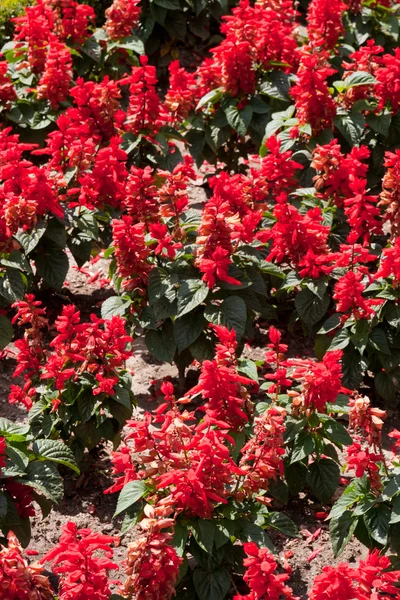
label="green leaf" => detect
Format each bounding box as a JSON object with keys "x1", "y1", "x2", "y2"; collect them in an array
[
  {"x1": 364, "y1": 504, "x2": 390, "y2": 546},
  {"x1": 192, "y1": 520, "x2": 216, "y2": 554},
  {"x1": 0, "y1": 269, "x2": 26, "y2": 302},
  {"x1": 0, "y1": 316, "x2": 13, "y2": 350},
  {"x1": 145, "y1": 323, "x2": 176, "y2": 363},
  {"x1": 112, "y1": 385, "x2": 133, "y2": 410},
  {"x1": 366, "y1": 111, "x2": 391, "y2": 137},
  {"x1": 101, "y1": 296, "x2": 131, "y2": 319},
  {"x1": 196, "y1": 87, "x2": 224, "y2": 110},
  {"x1": 306, "y1": 458, "x2": 340, "y2": 504},
  {"x1": 285, "y1": 461, "x2": 308, "y2": 496},
  {"x1": 23, "y1": 461, "x2": 63, "y2": 504},
  {"x1": 6, "y1": 446, "x2": 29, "y2": 471},
  {"x1": 390, "y1": 496, "x2": 400, "y2": 524},
  {"x1": 223, "y1": 102, "x2": 253, "y2": 136},
  {"x1": 36, "y1": 250, "x2": 69, "y2": 290},
  {"x1": 82, "y1": 35, "x2": 102, "y2": 62},
  {"x1": 295, "y1": 288, "x2": 330, "y2": 328},
  {"x1": 238, "y1": 359, "x2": 258, "y2": 381},
  {"x1": 220, "y1": 296, "x2": 247, "y2": 338},
  {"x1": 114, "y1": 480, "x2": 147, "y2": 516},
  {"x1": 260, "y1": 72, "x2": 290, "y2": 100},
  {"x1": 343, "y1": 71, "x2": 377, "y2": 88},
  {"x1": 214, "y1": 519, "x2": 236, "y2": 549},
  {"x1": 0, "y1": 419, "x2": 30, "y2": 439},
  {"x1": 33, "y1": 439, "x2": 80, "y2": 474},
  {"x1": 375, "y1": 371, "x2": 397, "y2": 403},
  {"x1": 177, "y1": 279, "x2": 209, "y2": 318},
  {"x1": 291, "y1": 430, "x2": 315, "y2": 463},
  {"x1": 148, "y1": 268, "x2": 171, "y2": 304},
  {"x1": 369, "y1": 328, "x2": 391, "y2": 354},
  {"x1": 330, "y1": 510, "x2": 358, "y2": 557},
  {"x1": 265, "y1": 513, "x2": 299, "y2": 537},
  {"x1": 321, "y1": 417, "x2": 353, "y2": 446},
  {"x1": 193, "y1": 567, "x2": 231, "y2": 600},
  {"x1": 171, "y1": 524, "x2": 189, "y2": 557},
  {"x1": 0, "y1": 493, "x2": 7, "y2": 520},
  {"x1": 329, "y1": 477, "x2": 370, "y2": 520},
  {"x1": 15, "y1": 222, "x2": 46, "y2": 254},
  {"x1": 174, "y1": 312, "x2": 205, "y2": 352},
  {"x1": 329, "y1": 328, "x2": 351, "y2": 351},
  {"x1": 334, "y1": 111, "x2": 365, "y2": 146},
  {"x1": 237, "y1": 521, "x2": 274, "y2": 551}
]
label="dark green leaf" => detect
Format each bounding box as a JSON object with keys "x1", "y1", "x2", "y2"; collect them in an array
[
  {"x1": 0, "y1": 316, "x2": 13, "y2": 350},
  {"x1": 192, "y1": 520, "x2": 216, "y2": 554},
  {"x1": 193, "y1": 567, "x2": 231, "y2": 600},
  {"x1": 36, "y1": 250, "x2": 69, "y2": 290},
  {"x1": 265, "y1": 513, "x2": 298, "y2": 537},
  {"x1": 330, "y1": 510, "x2": 358, "y2": 557},
  {"x1": 291, "y1": 430, "x2": 315, "y2": 463},
  {"x1": 364, "y1": 504, "x2": 390, "y2": 545},
  {"x1": 24, "y1": 461, "x2": 63, "y2": 504},
  {"x1": 307, "y1": 458, "x2": 340, "y2": 504},
  {"x1": 295, "y1": 288, "x2": 330, "y2": 328},
  {"x1": 33, "y1": 439, "x2": 79, "y2": 474},
  {"x1": 177, "y1": 279, "x2": 208, "y2": 318},
  {"x1": 174, "y1": 312, "x2": 205, "y2": 352}
]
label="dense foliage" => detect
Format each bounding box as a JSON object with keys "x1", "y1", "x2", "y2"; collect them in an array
[{"x1": 2, "y1": 0, "x2": 400, "y2": 597}]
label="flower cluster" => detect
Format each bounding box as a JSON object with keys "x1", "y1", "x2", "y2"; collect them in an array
[
  {"x1": 0, "y1": 532, "x2": 53, "y2": 600},
  {"x1": 42, "y1": 522, "x2": 118, "y2": 600}
]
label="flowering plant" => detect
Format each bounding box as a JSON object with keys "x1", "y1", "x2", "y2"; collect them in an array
[
  {"x1": 9, "y1": 295, "x2": 134, "y2": 460},
  {"x1": 0, "y1": 417, "x2": 78, "y2": 547},
  {"x1": 105, "y1": 326, "x2": 300, "y2": 599}
]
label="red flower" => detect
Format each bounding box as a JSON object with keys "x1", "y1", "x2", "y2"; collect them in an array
[
  {"x1": 375, "y1": 237, "x2": 400, "y2": 285},
  {"x1": 344, "y1": 178, "x2": 382, "y2": 242},
  {"x1": 112, "y1": 216, "x2": 151, "y2": 284},
  {"x1": 376, "y1": 48, "x2": 400, "y2": 113},
  {"x1": 124, "y1": 56, "x2": 169, "y2": 139},
  {"x1": 149, "y1": 223, "x2": 182, "y2": 259},
  {"x1": 291, "y1": 50, "x2": 337, "y2": 134},
  {"x1": 289, "y1": 351, "x2": 344, "y2": 412},
  {"x1": 121, "y1": 507, "x2": 181, "y2": 600},
  {"x1": 165, "y1": 60, "x2": 198, "y2": 120},
  {"x1": 0, "y1": 532, "x2": 53, "y2": 599},
  {"x1": 13, "y1": 0, "x2": 54, "y2": 73},
  {"x1": 0, "y1": 437, "x2": 6, "y2": 474},
  {"x1": 36, "y1": 37, "x2": 72, "y2": 109},
  {"x1": 43, "y1": 521, "x2": 118, "y2": 600},
  {"x1": 240, "y1": 406, "x2": 287, "y2": 496},
  {"x1": 307, "y1": 0, "x2": 346, "y2": 49},
  {"x1": 378, "y1": 150, "x2": 400, "y2": 239},
  {"x1": 333, "y1": 270, "x2": 382, "y2": 321},
  {"x1": 346, "y1": 442, "x2": 382, "y2": 491},
  {"x1": 309, "y1": 563, "x2": 359, "y2": 600},
  {"x1": 199, "y1": 246, "x2": 242, "y2": 288},
  {"x1": 235, "y1": 542, "x2": 295, "y2": 600},
  {"x1": 0, "y1": 60, "x2": 17, "y2": 109},
  {"x1": 104, "y1": 0, "x2": 141, "y2": 40}
]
